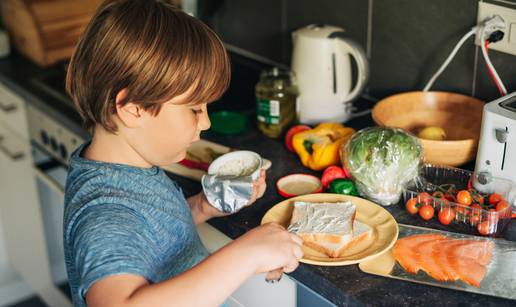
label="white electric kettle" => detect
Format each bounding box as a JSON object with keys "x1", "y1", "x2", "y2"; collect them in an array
[{"x1": 291, "y1": 24, "x2": 369, "y2": 124}]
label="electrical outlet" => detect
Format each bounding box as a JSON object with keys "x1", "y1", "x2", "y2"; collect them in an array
[{"x1": 476, "y1": 2, "x2": 516, "y2": 56}]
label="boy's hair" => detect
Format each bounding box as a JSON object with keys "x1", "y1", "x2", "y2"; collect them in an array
[{"x1": 66, "y1": 0, "x2": 230, "y2": 132}]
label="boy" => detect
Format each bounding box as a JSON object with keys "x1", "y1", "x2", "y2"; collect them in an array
[{"x1": 63, "y1": 1, "x2": 303, "y2": 306}]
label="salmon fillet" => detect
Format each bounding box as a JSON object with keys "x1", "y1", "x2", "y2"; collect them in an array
[
  {"x1": 448, "y1": 255, "x2": 487, "y2": 288},
  {"x1": 432, "y1": 240, "x2": 465, "y2": 281},
  {"x1": 448, "y1": 240, "x2": 494, "y2": 287},
  {"x1": 393, "y1": 234, "x2": 445, "y2": 274},
  {"x1": 394, "y1": 235, "x2": 494, "y2": 288},
  {"x1": 415, "y1": 240, "x2": 449, "y2": 281},
  {"x1": 454, "y1": 240, "x2": 494, "y2": 266}
]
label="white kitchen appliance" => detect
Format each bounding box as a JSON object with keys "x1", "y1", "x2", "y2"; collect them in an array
[
  {"x1": 291, "y1": 24, "x2": 369, "y2": 124},
  {"x1": 474, "y1": 91, "x2": 516, "y2": 190}
]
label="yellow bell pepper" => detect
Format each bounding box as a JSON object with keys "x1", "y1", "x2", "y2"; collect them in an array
[{"x1": 292, "y1": 123, "x2": 355, "y2": 171}]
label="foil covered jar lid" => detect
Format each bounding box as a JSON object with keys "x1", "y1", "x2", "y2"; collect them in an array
[{"x1": 202, "y1": 151, "x2": 263, "y2": 213}]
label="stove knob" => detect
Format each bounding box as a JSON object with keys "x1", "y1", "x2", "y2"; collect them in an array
[
  {"x1": 50, "y1": 137, "x2": 58, "y2": 151},
  {"x1": 40, "y1": 130, "x2": 49, "y2": 145},
  {"x1": 59, "y1": 144, "x2": 68, "y2": 159}
]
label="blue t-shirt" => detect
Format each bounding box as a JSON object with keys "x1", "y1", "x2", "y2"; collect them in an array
[{"x1": 63, "y1": 143, "x2": 209, "y2": 306}]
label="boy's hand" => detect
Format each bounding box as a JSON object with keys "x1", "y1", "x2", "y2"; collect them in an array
[
  {"x1": 247, "y1": 169, "x2": 267, "y2": 205},
  {"x1": 188, "y1": 169, "x2": 267, "y2": 223},
  {"x1": 233, "y1": 223, "x2": 303, "y2": 274}
]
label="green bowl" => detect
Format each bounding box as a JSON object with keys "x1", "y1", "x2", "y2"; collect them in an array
[{"x1": 209, "y1": 111, "x2": 248, "y2": 135}]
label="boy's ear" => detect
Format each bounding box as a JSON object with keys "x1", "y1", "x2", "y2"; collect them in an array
[{"x1": 115, "y1": 89, "x2": 143, "y2": 128}]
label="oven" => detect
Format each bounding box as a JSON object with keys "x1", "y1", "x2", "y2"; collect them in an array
[
  {"x1": 27, "y1": 102, "x2": 84, "y2": 287},
  {"x1": 0, "y1": 78, "x2": 72, "y2": 307}
]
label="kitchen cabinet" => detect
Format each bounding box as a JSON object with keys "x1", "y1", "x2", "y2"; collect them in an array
[
  {"x1": 0, "y1": 208, "x2": 31, "y2": 306},
  {"x1": 197, "y1": 223, "x2": 297, "y2": 307},
  {"x1": 0, "y1": 83, "x2": 28, "y2": 140},
  {"x1": 0, "y1": 84, "x2": 70, "y2": 307}
]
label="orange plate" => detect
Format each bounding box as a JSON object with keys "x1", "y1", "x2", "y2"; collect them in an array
[{"x1": 261, "y1": 193, "x2": 399, "y2": 266}]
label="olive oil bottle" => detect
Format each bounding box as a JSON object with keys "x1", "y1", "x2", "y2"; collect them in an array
[{"x1": 255, "y1": 67, "x2": 298, "y2": 138}]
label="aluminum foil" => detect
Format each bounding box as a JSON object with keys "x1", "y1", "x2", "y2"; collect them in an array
[
  {"x1": 201, "y1": 174, "x2": 254, "y2": 213},
  {"x1": 202, "y1": 151, "x2": 264, "y2": 214}
]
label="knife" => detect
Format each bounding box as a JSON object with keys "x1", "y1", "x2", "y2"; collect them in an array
[
  {"x1": 265, "y1": 268, "x2": 284, "y2": 283},
  {"x1": 178, "y1": 158, "x2": 210, "y2": 171}
]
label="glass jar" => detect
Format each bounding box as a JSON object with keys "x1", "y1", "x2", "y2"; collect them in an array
[{"x1": 255, "y1": 67, "x2": 298, "y2": 138}]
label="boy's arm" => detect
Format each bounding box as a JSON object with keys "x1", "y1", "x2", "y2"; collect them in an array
[
  {"x1": 187, "y1": 192, "x2": 218, "y2": 224},
  {"x1": 85, "y1": 223, "x2": 303, "y2": 307}
]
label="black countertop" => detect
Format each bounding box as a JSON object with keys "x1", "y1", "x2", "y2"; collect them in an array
[{"x1": 1, "y1": 51, "x2": 514, "y2": 307}]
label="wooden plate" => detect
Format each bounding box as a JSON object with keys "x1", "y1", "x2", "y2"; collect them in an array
[{"x1": 261, "y1": 193, "x2": 399, "y2": 266}]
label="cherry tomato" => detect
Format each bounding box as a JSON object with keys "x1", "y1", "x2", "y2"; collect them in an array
[
  {"x1": 321, "y1": 166, "x2": 348, "y2": 189},
  {"x1": 417, "y1": 192, "x2": 433, "y2": 206},
  {"x1": 470, "y1": 214, "x2": 481, "y2": 226},
  {"x1": 438, "y1": 207, "x2": 455, "y2": 225},
  {"x1": 341, "y1": 166, "x2": 352, "y2": 179},
  {"x1": 488, "y1": 193, "x2": 504, "y2": 206},
  {"x1": 432, "y1": 191, "x2": 445, "y2": 199},
  {"x1": 419, "y1": 205, "x2": 435, "y2": 221},
  {"x1": 477, "y1": 221, "x2": 492, "y2": 236},
  {"x1": 469, "y1": 204, "x2": 483, "y2": 226},
  {"x1": 471, "y1": 193, "x2": 485, "y2": 206},
  {"x1": 444, "y1": 193, "x2": 456, "y2": 202},
  {"x1": 470, "y1": 204, "x2": 483, "y2": 213},
  {"x1": 456, "y1": 190, "x2": 472, "y2": 206},
  {"x1": 435, "y1": 198, "x2": 449, "y2": 212},
  {"x1": 285, "y1": 125, "x2": 311, "y2": 152},
  {"x1": 455, "y1": 206, "x2": 469, "y2": 218},
  {"x1": 405, "y1": 198, "x2": 419, "y2": 215},
  {"x1": 496, "y1": 200, "x2": 510, "y2": 212}
]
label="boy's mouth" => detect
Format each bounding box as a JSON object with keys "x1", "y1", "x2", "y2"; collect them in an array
[{"x1": 191, "y1": 134, "x2": 201, "y2": 143}]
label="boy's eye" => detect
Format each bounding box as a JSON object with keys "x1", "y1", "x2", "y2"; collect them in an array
[{"x1": 191, "y1": 108, "x2": 203, "y2": 114}]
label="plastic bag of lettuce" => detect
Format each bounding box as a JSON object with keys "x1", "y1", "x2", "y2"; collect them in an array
[{"x1": 341, "y1": 127, "x2": 423, "y2": 206}]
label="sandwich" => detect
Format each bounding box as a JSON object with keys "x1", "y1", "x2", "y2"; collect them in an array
[{"x1": 287, "y1": 201, "x2": 371, "y2": 258}]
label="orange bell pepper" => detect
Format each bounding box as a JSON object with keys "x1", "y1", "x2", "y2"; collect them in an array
[{"x1": 292, "y1": 123, "x2": 355, "y2": 171}]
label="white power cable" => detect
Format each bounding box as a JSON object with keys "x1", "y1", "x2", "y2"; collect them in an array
[
  {"x1": 423, "y1": 15, "x2": 507, "y2": 94},
  {"x1": 423, "y1": 27, "x2": 477, "y2": 92},
  {"x1": 480, "y1": 27, "x2": 508, "y2": 95}
]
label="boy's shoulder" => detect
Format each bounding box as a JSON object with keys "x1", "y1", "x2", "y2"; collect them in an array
[
  {"x1": 66, "y1": 143, "x2": 163, "y2": 191},
  {"x1": 64, "y1": 142, "x2": 188, "y2": 222}
]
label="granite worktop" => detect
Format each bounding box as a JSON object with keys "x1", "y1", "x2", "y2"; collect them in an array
[{"x1": 0, "y1": 51, "x2": 514, "y2": 307}]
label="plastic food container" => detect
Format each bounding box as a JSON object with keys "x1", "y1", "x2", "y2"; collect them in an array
[
  {"x1": 403, "y1": 165, "x2": 516, "y2": 237},
  {"x1": 276, "y1": 174, "x2": 322, "y2": 198},
  {"x1": 207, "y1": 150, "x2": 262, "y2": 180}
]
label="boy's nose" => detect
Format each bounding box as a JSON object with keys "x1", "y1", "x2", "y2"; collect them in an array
[{"x1": 198, "y1": 109, "x2": 211, "y2": 131}]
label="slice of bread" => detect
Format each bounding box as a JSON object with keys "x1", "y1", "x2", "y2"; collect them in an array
[
  {"x1": 287, "y1": 201, "x2": 371, "y2": 258},
  {"x1": 302, "y1": 221, "x2": 372, "y2": 258},
  {"x1": 287, "y1": 201, "x2": 356, "y2": 245}
]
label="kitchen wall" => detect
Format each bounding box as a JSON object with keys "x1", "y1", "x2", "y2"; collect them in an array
[{"x1": 198, "y1": 0, "x2": 516, "y2": 102}]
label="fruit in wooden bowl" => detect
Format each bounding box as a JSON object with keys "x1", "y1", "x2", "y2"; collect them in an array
[
  {"x1": 417, "y1": 126, "x2": 446, "y2": 140},
  {"x1": 372, "y1": 91, "x2": 484, "y2": 167}
]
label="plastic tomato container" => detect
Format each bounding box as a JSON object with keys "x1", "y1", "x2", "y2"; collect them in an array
[{"x1": 403, "y1": 165, "x2": 516, "y2": 237}]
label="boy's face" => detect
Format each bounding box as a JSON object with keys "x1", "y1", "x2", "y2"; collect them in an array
[{"x1": 121, "y1": 92, "x2": 211, "y2": 167}]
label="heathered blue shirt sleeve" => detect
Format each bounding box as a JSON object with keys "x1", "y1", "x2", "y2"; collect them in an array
[{"x1": 69, "y1": 203, "x2": 158, "y2": 299}]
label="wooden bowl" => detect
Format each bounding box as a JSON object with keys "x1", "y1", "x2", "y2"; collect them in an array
[{"x1": 372, "y1": 91, "x2": 484, "y2": 167}]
